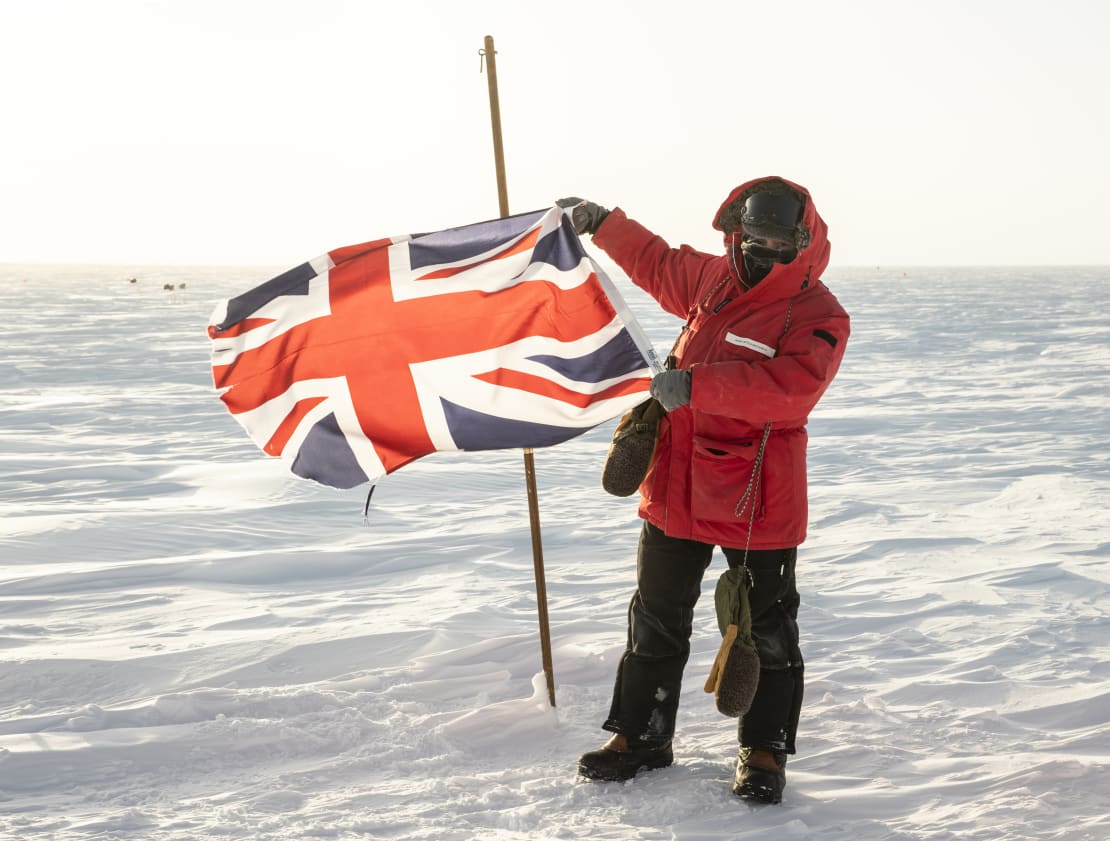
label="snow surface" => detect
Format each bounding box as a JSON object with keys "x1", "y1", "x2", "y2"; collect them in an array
[{"x1": 1, "y1": 262, "x2": 1109, "y2": 841}]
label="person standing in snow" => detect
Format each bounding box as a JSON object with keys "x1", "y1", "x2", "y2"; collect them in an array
[{"x1": 558, "y1": 178, "x2": 849, "y2": 804}]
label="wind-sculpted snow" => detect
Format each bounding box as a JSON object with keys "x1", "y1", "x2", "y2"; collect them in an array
[{"x1": 1, "y1": 263, "x2": 1108, "y2": 840}]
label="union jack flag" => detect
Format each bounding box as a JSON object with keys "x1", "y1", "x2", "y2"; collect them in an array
[{"x1": 208, "y1": 207, "x2": 659, "y2": 489}]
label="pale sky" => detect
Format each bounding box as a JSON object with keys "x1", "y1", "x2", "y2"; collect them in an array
[{"x1": 2, "y1": 0, "x2": 1108, "y2": 266}]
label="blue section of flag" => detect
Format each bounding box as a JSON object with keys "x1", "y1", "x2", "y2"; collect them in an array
[
  {"x1": 219, "y1": 260, "x2": 318, "y2": 331},
  {"x1": 529, "y1": 223, "x2": 587, "y2": 272},
  {"x1": 407, "y1": 210, "x2": 548, "y2": 270},
  {"x1": 440, "y1": 399, "x2": 581, "y2": 451},
  {"x1": 527, "y1": 329, "x2": 646, "y2": 383},
  {"x1": 290, "y1": 413, "x2": 369, "y2": 489}
]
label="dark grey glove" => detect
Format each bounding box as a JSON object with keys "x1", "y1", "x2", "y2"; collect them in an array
[
  {"x1": 556, "y1": 197, "x2": 610, "y2": 235},
  {"x1": 650, "y1": 369, "x2": 692, "y2": 412}
]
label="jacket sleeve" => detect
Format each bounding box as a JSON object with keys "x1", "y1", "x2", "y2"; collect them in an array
[
  {"x1": 592, "y1": 208, "x2": 718, "y2": 319},
  {"x1": 690, "y1": 307, "x2": 850, "y2": 423}
]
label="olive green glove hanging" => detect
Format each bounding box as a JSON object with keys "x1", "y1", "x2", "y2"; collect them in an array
[{"x1": 703, "y1": 568, "x2": 761, "y2": 717}]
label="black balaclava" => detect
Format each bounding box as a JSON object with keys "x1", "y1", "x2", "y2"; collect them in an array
[{"x1": 721, "y1": 182, "x2": 806, "y2": 287}]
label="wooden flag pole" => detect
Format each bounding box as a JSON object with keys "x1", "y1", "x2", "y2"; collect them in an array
[{"x1": 480, "y1": 35, "x2": 557, "y2": 708}]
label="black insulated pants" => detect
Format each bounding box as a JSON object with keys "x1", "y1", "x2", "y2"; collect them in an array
[{"x1": 603, "y1": 521, "x2": 804, "y2": 754}]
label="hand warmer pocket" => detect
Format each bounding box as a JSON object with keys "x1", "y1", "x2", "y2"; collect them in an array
[{"x1": 690, "y1": 436, "x2": 765, "y2": 524}]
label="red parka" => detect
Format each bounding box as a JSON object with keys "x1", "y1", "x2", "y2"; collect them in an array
[{"x1": 592, "y1": 177, "x2": 849, "y2": 549}]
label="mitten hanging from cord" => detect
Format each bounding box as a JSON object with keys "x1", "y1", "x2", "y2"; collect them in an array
[{"x1": 704, "y1": 567, "x2": 761, "y2": 717}]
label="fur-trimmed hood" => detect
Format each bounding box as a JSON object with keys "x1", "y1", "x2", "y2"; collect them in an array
[{"x1": 713, "y1": 176, "x2": 831, "y2": 293}]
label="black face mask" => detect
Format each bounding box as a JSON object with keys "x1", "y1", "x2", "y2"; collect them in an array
[
  {"x1": 739, "y1": 236, "x2": 797, "y2": 287},
  {"x1": 743, "y1": 255, "x2": 773, "y2": 285},
  {"x1": 740, "y1": 237, "x2": 798, "y2": 267},
  {"x1": 728, "y1": 229, "x2": 799, "y2": 288}
]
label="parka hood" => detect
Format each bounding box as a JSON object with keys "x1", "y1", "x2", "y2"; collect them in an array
[{"x1": 713, "y1": 176, "x2": 831, "y2": 293}]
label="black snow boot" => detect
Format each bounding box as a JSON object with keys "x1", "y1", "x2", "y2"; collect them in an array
[
  {"x1": 732, "y1": 747, "x2": 787, "y2": 804},
  {"x1": 578, "y1": 738, "x2": 673, "y2": 782}
]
